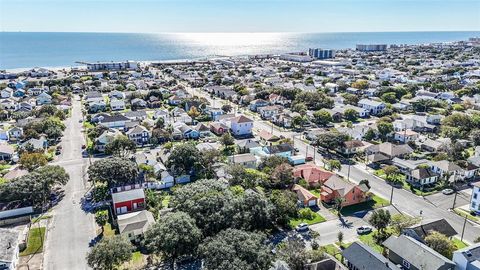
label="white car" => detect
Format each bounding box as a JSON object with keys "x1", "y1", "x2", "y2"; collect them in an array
[
  {"x1": 295, "y1": 223, "x2": 309, "y2": 232},
  {"x1": 442, "y1": 189, "x2": 454, "y2": 195},
  {"x1": 356, "y1": 226, "x2": 372, "y2": 234}
]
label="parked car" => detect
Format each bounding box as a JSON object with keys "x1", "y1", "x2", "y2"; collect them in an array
[
  {"x1": 442, "y1": 188, "x2": 454, "y2": 195},
  {"x1": 305, "y1": 156, "x2": 313, "y2": 162},
  {"x1": 81, "y1": 144, "x2": 86, "y2": 149},
  {"x1": 356, "y1": 226, "x2": 372, "y2": 234},
  {"x1": 295, "y1": 223, "x2": 309, "y2": 232}
]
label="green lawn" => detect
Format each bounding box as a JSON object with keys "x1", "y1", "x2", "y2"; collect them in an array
[
  {"x1": 102, "y1": 223, "x2": 116, "y2": 237},
  {"x1": 321, "y1": 244, "x2": 343, "y2": 261},
  {"x1": 453, "y1": 208, "x2": 480, "y2": 223},
  {"x1": 121, "y1": 251, "x2": 145, "y2": 270},
  {"x1": 309, "y1": 189, "x2": 321, "y2": 198},
  {"x1": 374, "y1": 169, "x2": 442, "y2": 196},
  {"x1": 358, "y1": 231, "x2": 384, "y2": 253},
  {"x1": 340, "y1": 195, "x2": 390, "y2": 216},
  {"x1": 289, "y1": 212, "x2": 326, "y2": 228},
  {"x1": 31, "y1": 215, "x2": 52, "y2": 224},
  {"x1": 20, "y1": 227, "x2": 46, "y2": 256},
  {"x1": 452, "y1": 238, "x2": 468, "y2": 250}
]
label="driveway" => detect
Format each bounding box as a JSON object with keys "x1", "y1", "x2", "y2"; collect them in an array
[{"x1": 44, "y1": 96, "x2": 96, "y2": 270}]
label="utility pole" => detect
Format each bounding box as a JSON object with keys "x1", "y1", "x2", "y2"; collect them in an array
[
  {"x1": 390, "y1": 185, "x2": 394, "y2": 204},
  {"x1": 452, "y1": 187, "x2": 458, "y2": 210},
  {"x1": 461, "y1": 215, "x2": 467, "y2": 242}
]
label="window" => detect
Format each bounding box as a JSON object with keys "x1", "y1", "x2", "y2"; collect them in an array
[
  {"x1": 472, "y1": 202, "x2": 477, "y2": 209},
  {"x1": 474, "y1": 193, "x2": 478, "y2": 200}
]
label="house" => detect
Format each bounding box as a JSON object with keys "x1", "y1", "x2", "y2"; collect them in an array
[
  {"x1": 124, "y1": 110, "x2": 147, "y2": 121},
  {"x1": 383, "y1": 235, "x2": 456, "y2": 270},
  {"x1": 249, "y1": 99, "x2": 269, "y2": 112},
  {"x1": 21, "y1": 137, "x2": 48, "y2": 151},
  {"x1": 365, "y1": 142, "x2": 413, "y2": 163},
  {"x1": 94, "y1": 129, "x2": 122, "y2": 152},
  {"x1": 174, "y1": 123, "x2": 200, "y2": 139},
  {"x1": 292, "y1": 184, "x2": 318, "y2": 207},
  {"x1": 97, "y1": 114, "x2": 131, "y2": 129},
  {"x1": 168, "y1": 95, "x2": 183, "y2": 106},
  {"x1": 228, "y1": 153, "x2": 257, "y2": 169},
  {"x1": 126, "y1": 125, "x2": 151, "y2": 145},
  {"x1": 112, "y1": 188, "x2": 146, "y2": 215},
  {"x1": 36, "y1": 92, "x2": 52, "y2": 105},
  {"x1": 84, "y1": 91, "x2": 104, "y2": 103},
  {"x1": 257, "y1": 130, "x2": 280, "y2": 144},
  {"x1": 453, "y1": 242, "x2": 480, "y2": 270},
  {"x1": 117, "y1": 210, "x2": 155, "y2": 241},
  {"x1": 210, "y1": 122, "x2": 229, "y2": 135},
  {"x1": 191, "y1": 124, "x2": 208, "y2": 138},
  {"x1": 257, "y1": 105, "x2": 282, "y2": 120},
  {"x1": 0, "y1": 144, "x2": 14, "y2": 161},
  {"x1": 358, "y1": 98, "x2": 386, "y2": 115},
  {"x1": 131, "y1": 98, "x2": 147, "y2": 108},
  {"x1": 406, "y1": 167, "x2": 439, "y2": 187},
  {"x1": 402, "y1": 219, "x2": 457, "y2": 244},
  {"x1": 0, "y1": 88, "x2": 12, "y2": 99},
  {"x1": 321, "y1": 175, "x2": 369, "y2": 206},
  {"x1": 430, "y1": 160, "x2": 463, "y2": 182},
  {"x1": 110, "y1": 99, "x2": 126, "y2": 111},
  {"x1": 470, "y1": 182, "x2": 480, "y2": 214},
  {"x1": 339, "y1": 140, "x2": 366, "y2": 156},
  {"x1": 293, "y1": 164, "x2": 334, "y2": 187},
  {"x1": 109, "y1": 90, "x2": 126, "y2": 100},
  {"x1": 420, "y1": 138, "x2": 450, "y2": 153},
  {"x1": 0, "y1": 228, "x2": 21, "y2": 270},
  {"x1": 263, "y1": 143, "x2": 295, "y2": 157},
  {"x1": 343, "y1": 242, "x2": 401, "y2": 270},
  {"x1": 88, "y1": 101, "x2": 107, "y2": 113},
  {"x1": 236, "y1": 139, "x2": 262, "y2": 153},
  {"x1": 394, "y1": 129, "x2": 419, "y2": 143},
  {"x1": 220, "y1": 115, "x2": 253, "y2": 137}
]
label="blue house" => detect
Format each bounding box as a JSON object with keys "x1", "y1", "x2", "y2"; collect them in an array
[
  {"x1": 13, "y1": 89, "x2": 25, "y2": 97},
  {"x1": 263, "y1": 143, "x2": 295, "y2": 158}
]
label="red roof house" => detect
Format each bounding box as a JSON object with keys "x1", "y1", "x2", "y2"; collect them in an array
[
  {"x1": 293, "y1": 164, "x2": 335, "y2": 187},
  {"x1": 112, "y1": 188, "x2": 146, "y2": 215},
  {"x1": 320, "y1": 175, "x2": 370, "y2": 206},
  {"x1": 292, "y1": 184, "x2": 318, "y2": 207}
]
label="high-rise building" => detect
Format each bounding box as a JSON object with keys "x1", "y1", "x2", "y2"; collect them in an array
[
  {"x1": 308, "y1": 48, "x2": 335, "y2": 59},
  {"x1": 356, "y1": 44, "x2": 388, "y2": 51}
]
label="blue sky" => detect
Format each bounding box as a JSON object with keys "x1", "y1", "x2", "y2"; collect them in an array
[{"x1": 1, "y1": 0, "x2": 479, "y2": 33}]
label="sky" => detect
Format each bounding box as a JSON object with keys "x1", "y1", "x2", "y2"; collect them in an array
[{"x1": 0, "y1": 0, "x2": 479, "y2": 33}]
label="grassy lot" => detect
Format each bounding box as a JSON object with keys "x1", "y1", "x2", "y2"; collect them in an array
[
  {"x1": 103, "y1": 223, "x2": 116, "y2": 237},
  {"x1": 321, "y1": 244, "x2": 343, "y2": 261},
  {"x1": 289, "y1": 212, "x2": 326, "y2": 228},
  {"x1": 20, "y1": 227, "x2": 46, "y2": 256},
  {"x1": 31, "y1": 215, "x2": 52, "y2": 224},
  {"x1": 340, "y1": 195, "x2": 390, "y2": 216},
  {"x1": 452, "y1": 238, "x2": 468, "y2": 250},
  {"x1": 453, "y1": 208, "x2": 480, "y2": 223},
  {"x1": 358, "y1": 231, "x2": 384, "y2": 254}
]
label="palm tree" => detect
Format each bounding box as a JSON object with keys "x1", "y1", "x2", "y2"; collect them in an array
[{"x1": 334, "y1": 197, "x2": 345, "y2": 217}]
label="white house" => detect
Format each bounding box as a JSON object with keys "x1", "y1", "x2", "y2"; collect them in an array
[
  {"x1": 470, "y1": 182, "x2": 480, "y2": 214},
  {"x1": 394, "y1": 129, "x2": 419, "y2": 143},
  {"x1": 1, "y1": 88, "x2": 13, "y2": 99},
  {"x1": 36, "y1": 92, "x2": 52, "y2": 105},
  {"x1": 358, "y1": 98, "x2": 386, "y2": 115},
  {"x1": 110, "y1": 99, "x2": 126, "y2": 111},
  {"x1": 220, "y1": 115, "x2": 253, "y2": 137}
]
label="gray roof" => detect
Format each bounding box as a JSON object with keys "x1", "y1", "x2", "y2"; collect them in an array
[
  {"x1": 112, "y1": 188, "x2": 145, "y2": 204},
  {"x1": 383, "y1": 235, "x2": 455, "y2": 270},
  {"x1": 453, "y1": 242, "x2": 480, "y2": 264},
  {"x1": 0, "y1": 228, "x2": 20, "y2": 262},
  {"x1": 406, "y1": 219, "x2": 457, "y2": 241},
  {"x1": 343, "y1": 242, "x2": 401, "y2": 270}
]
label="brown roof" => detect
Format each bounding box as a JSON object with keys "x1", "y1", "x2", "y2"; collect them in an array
[
  {"x1": 231, "y1": 115, "x2": 253, "y2": 124},
  {"x1": 292, "y1": 184, "x2": 318, "y2": 202}
]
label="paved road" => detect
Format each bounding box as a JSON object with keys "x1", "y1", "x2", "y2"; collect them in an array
[
  {"x1": 44, "y1": 97, "x2": 95, "y2": 270},
  {"x1": 183, "y1": 83, "x2": 480, "y2": 244}
]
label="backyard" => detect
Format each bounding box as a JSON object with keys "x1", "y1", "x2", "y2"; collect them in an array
[
  {"x1": 289, "y1": 208, "x2": 326, "y2": 228},
  {"x1": 339, "y1": 195, "x2": 390, "y2": 216}
]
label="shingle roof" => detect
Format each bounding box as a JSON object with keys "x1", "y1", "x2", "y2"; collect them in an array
[
  {"x1": 0, "y1": 228, "x2": 20, "y2": 262},
  {"x1": 343, "y1": 242, "x2": 401, "y2": 270}
]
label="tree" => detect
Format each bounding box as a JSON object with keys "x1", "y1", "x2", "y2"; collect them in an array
[
  {"x1": 363, "y1": 128, "x2": 376, "y2": 141},
  {"x1": 327, "y1": 160, "x2": 341, "y2": 172},
  {"x1": 313, "y1": 110, "x2": 332, "y2": 126},
  {"x1": 292, "y1": 103, "x2": 308, "y2": 114},
  {"x1": 86, "y1": 235, "x2": 133, "y2": 270},
  {"x1": 470, "y1": 129, "x2": 480, "y2": 146},
  {"x1": 425, "y1": 231, "x2": 456, "y2": 259},
  {"x1": 144, "y1": 211, "x2": 202, "y2": 268},
  {"x1": 270, "y1": 190, "x2": 297, "y2": 226},
  {"x1": 270, "y1": 163, "x2": 293, "y2": 188},
  {"x1": 369, "y1": 209, "x2": 391, "y2": 233},
  {"x1": 337, "y1": 231, "x2": 344, "y2": 245},
  {"x1": 259, "y1": 156, "x2": 289, "y2": 174},
  {"x1": 19, "y1": 152, "x2": 48, "y2": 171},
  {"x1": 198, "y1": 149, "x2": 222, "y2": 179},
  {"x1": 198, "y1": 228, "x2": 273, "y2": 270},
  {"x1": 33, "y1": 165, "x2": 69, "y2": 186},
  {"x1": 344, "y1": 108, "x2": 359, "y2": 121},
  {"x1": 187, "y1": 106, "x2": 201, "y2": 119},
  {"x1": 333, "y1": 197, "x2": 345, "y2": 217},
  {"x1": 341, "y1": 93, "x2": 359, "y2": 106},
  {"x1": 95, "y1": 210, "x2": 109, "y2": 233},
  {"x1": 166, "y1": 143, "x2": 201, "y2": 175},
  {"x1": 390, "y1": 214, "x2": 421, "y2": 235},
  {"x1": 380, "y1": 92, "x2": 398, "y2": 104},
  {"x1": 154, "y1": 118, "x2": 165, "y2": 129},
  {"x1": 315, "y1": 131, "x2": 349, "y2": 151},
  {"x1": 221, "y1": 104, "x2": 233, "y2": 113},
  {"x1": 88, "y1": 157, "x2": 138, "y2": 188},
  {"x1": 220, "y1": 132, "x2": 235, "y2": 147},
  {"x1": 104, "y1": 135, "x2": 136, "y2": 157},
  {"x1": 351, "y1": 80, "x2": 368, "y2": 90},
  {"x1": 383, "y1": 165, "x2": 399, "y2": 182},
  {"x1": 377, "y1": 121, "x2": 393, "y2": 141},
  {"x1": 277, "y1": 239, "x2": 308, "y2": 270}
]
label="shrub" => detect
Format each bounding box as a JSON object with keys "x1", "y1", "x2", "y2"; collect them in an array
[{"x1": 299, "y1": 208, "x2": 315, "y2": 220}]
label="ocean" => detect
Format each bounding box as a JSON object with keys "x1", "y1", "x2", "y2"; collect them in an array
[{"x1": 1, "y1": 31, "x2": 479, "y2": 70}]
